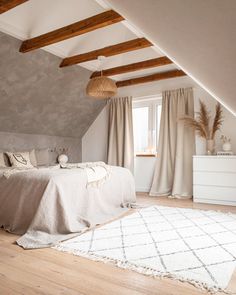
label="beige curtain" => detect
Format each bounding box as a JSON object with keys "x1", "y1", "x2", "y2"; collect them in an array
[
  {"x1": 150, "y1": 88, "x2": 195, "y2": 198},
  {"x1": 107, "y1": 97, "x2": 134, "y2": 172}
]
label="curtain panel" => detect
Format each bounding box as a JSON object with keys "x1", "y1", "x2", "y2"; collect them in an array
[
  {"x1": 150, "y1": 88, "x2": 195, "y2": 198},
  {"x1": 107, "y1": 96, "x2": 134, "y2": 172}
]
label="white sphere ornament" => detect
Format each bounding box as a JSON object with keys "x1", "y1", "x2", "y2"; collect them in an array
[{"x1": 58, "y1": 154, "x2": 68, "y2": 165}]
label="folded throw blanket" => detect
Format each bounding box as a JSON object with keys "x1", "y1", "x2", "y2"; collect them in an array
[{"x1": 60, "y1": 162, "x2": 110, "y2": 187}]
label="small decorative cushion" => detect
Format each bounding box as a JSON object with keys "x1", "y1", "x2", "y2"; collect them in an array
[
  {"x1": 35, "y1": 148, "x2": 50, "y2": 166},
  {"x1": 6, "y1": 151, "x2": 34, "y2": 168},
  {"x1": 0, "y1": 153, "x2": 6, "y2": 167}
]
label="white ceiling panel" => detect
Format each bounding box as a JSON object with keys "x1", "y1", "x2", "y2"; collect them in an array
[
  {"x1": 0, "y1": 0, "x2": 104, "y2": 37},
  {"x1": 112, "y1": 64, "x2": 177, "y2": 81},
  {"x1": 44, "y1": 22, "x2": 137, "y2": 58},
  {"x1": 82, "y1": 47, "x2": 163, "y2": 71}
]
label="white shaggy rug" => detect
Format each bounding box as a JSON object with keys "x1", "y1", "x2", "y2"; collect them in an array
[{"x1": 54, "y1": 206, "x2": 236, "y2": 293}]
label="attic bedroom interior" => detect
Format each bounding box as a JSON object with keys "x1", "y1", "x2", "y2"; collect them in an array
[{"x1": 0, "y1": 0, "x2": 236, "y2": 294}]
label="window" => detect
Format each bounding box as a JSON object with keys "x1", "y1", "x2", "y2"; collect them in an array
[
  {"x1": 133, "y1": 107, "x2": 149, "y2": 153},
  {"x1": 132, "y1": 96, "x2": 162, "y2": 155}
]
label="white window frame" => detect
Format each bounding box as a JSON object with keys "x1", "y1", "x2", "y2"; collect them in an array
[{"x1": 133, "y1": 95, "x2": 162, "y2": 155}]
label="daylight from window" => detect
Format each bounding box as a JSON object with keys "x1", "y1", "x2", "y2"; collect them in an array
[{"x1": 132, "y1": 97, "x2": 162, "y2": 155}]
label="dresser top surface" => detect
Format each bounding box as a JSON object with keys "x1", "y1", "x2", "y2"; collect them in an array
[{"x1": 193, "y1": 155, "x2": 236, "y2": 159}]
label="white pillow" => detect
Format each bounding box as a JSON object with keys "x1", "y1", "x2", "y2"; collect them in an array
[
  {"x1": 6, "y1": 151, "x2": 34, "y2": 168},
  {"x1": 29, "y1": 149, "x2": 37, "y2": 166},
  {"x1": 0, "y1": 153, "x2": 7, "y2": 167},
  {"x1": 35, "y1": 148, "x2": 50, "y2": 166}
]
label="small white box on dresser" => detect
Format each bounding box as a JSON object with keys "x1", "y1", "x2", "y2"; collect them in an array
[{"x1": 193, "y1": 155, "x2": 236, "y2": 206}]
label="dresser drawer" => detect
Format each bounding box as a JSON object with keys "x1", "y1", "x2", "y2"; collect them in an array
[
  {"x1": 193, "y1": 156, "x2": 236, "y2": 173},
  {"x1": 193, "y1": 171, "x2": 236, "y2": 187},
  {"x1": 193, "y1": 185, "x2": 236, "y2": 204}
]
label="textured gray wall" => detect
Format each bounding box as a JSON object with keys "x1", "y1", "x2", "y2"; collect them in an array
[
  {"x1": 0, "y1": 31, "x2": 105, "y2": 138},
  {"x1": 0, "y1": 131, "x2": 81, "y2": 163}
]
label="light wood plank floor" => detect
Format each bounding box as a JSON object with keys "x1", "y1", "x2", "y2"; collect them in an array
[{"x1": 1, "y1": 194, "x2": 236, "y2": 295}]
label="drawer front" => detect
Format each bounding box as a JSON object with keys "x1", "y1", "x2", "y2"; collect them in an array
[
  {"x1": 194, "y1": 198, "x2": 236, "y2": 206},
  {"x1": 193, "y1": 185, "x2": 236, "y2": 203},
  {"x1": 193, "y1": 171, "x2": 236, "y2": 187},
  {"x1": 193, "y1": 157, "x2": 236, "y2": 173}
]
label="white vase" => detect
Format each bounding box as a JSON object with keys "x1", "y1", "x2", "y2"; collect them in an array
[{"x1": 222, "y1": 142, "x2": 231, "y2": 152}]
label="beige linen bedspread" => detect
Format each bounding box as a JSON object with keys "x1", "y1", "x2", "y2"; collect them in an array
[{"x1": 0, "y1": 166, "x2": 136, "y2": 249}]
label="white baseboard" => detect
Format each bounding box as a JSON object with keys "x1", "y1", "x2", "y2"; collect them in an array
[{"x1": 136, "y1": 187, "x2": 150, "y2": 193}]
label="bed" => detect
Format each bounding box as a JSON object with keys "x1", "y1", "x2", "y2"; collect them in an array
[{"x1": 0, "y1": 164, "x2": 136, "y2": 249}]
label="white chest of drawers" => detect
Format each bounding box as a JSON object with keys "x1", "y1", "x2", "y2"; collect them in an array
[{"x1": 193, "y1": 156, "x2": 236, "y2": 206}]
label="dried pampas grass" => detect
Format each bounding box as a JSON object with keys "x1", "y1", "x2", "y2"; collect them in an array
[
  {"x1": 198, "y1": 101, "x2": 210, "y2": 138},
  {"x1": 211, "y1": 103, "x2": 223, "y2": 139},
  {"x1": 181, "y1": 100, "x2": 223, "y2": 140},
  {"x1": 181, "y1": 116, "x2": 207, "y2": 138}
]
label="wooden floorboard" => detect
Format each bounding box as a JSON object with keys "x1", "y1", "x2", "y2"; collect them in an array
[{"x1": 0, "y1": 194, "x2": 236, "y2": 295}]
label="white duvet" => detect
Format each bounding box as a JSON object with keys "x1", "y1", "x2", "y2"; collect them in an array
[{"x1": 0, "y1": 164, "x2": 136, "y2": 249}]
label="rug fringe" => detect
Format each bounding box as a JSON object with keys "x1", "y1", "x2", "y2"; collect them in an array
[
  {"x1": 121, "y1": 202, "x2": 147, "y2": 209},
  {"x1": 53, "y1": 245, "x2": 234, "y2": 295}
]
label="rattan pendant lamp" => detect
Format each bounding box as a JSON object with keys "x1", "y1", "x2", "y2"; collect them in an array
[{"x1": 86, "y1": 56, "x2": 117, "y2": 99}]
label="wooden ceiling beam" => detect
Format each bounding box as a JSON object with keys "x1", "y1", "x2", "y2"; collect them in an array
[
  {"x1": 60, "y1": 38, "x2": 152, "y2": 68},
  {"x1": 19, "y1": 10, "x2": 124, "y2": 53},
  {"x1": 116, "y1": 69, "x2": 186, "y2": 87},
  {"x1": 0, "y1": 0, "x2": 28, "y2": 14},
  {"x1": 90, "y1": 56, "x2": 173, "y2": 78}
]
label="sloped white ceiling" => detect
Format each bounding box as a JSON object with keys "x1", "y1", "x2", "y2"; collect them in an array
[
  {"x1": 105, "y1": 0, "x2": 236, "y2": 115},
  {"x1": 0, "y1": 0, "x2": 171, "y2": 79}
]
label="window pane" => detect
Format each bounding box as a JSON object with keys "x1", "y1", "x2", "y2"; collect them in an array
[
  {"x1": 133, "y1": 107, "x2": 149, "y2": 153},
  {"x1": 156, "y1": 104, "x2": 162, "y2": 149}
]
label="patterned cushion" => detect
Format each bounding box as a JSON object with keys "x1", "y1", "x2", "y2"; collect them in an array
[{"x1": 6, "y1": 151, "x2": 34, "y2": 168}]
